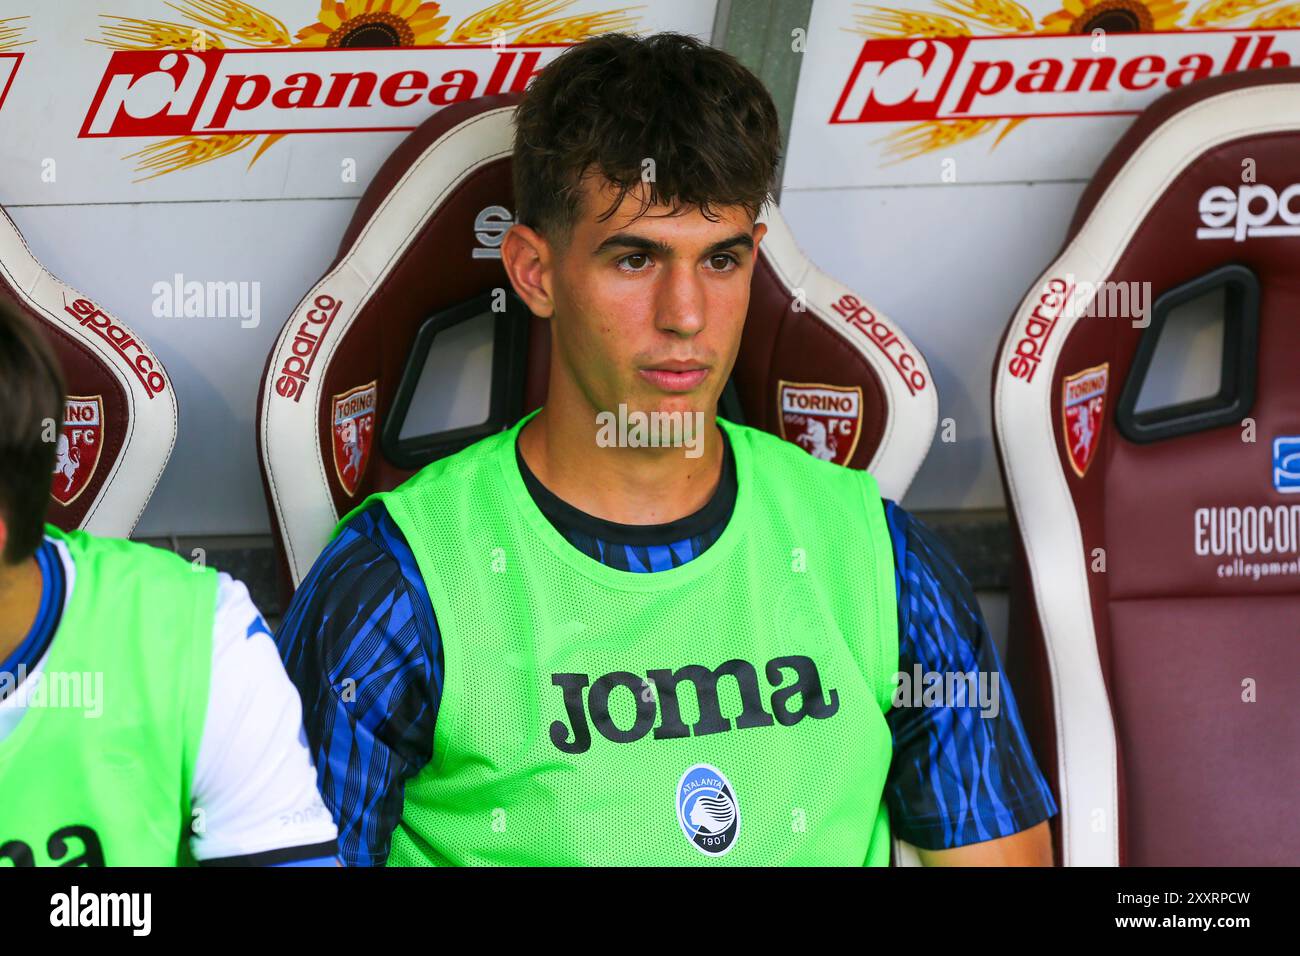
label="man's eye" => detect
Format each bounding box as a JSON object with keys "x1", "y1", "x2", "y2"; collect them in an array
[
  {"x1": 708, "y1": 254, "x2": 739, "y2": 272},
  {"x1": 618, "y1": 253, "x2": 651, "y2": 272}
]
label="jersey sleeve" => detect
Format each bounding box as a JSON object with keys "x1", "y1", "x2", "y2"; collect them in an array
[
  {"x1": 273, "y1": 503, "x2": 443, "y2": 866},
  {"x1": 189, "y1": 573, "x2": 340, "y2": 866},
  {"x1": 881, "y1": 499, "x2": 1058, "y2": 850}
]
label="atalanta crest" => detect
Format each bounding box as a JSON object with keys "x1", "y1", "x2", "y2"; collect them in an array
[
  {"x1": 51, "y1": 396, "x2": 104, "y2": 507},
  {"x1": 1062, "y1": 364, "x2": 1108, "y2": 477},
  {"x1": 777, "y1": 381, "x2": 863, "y2": 466},
  {"x1": 331, "y1": 381, "x2": 376, "y2": 497},
  {"x1": 677, "y1": 764, "x2": 741, "y2": 857}
]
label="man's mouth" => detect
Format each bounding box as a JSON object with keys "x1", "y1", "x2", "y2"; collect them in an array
[{"x1": 638, "y1": 362, "x2": 710, "y2": 393}]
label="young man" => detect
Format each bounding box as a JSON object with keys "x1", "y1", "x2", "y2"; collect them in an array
[
  {"x1": 0, "y1": 298, "x2": 338, "y2": 866},
  {"x1": 278, "y1": 33, "x2": 1056, "y2": 866}
]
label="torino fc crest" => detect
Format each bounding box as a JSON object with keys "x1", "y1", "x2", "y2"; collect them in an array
[
  {"x1": 778, "y1": 381, "x2": 863, "y2": 467},
  {"x1": 1062, "y1": 364, "x2": 1108, "y2": 478},
  {"x1": 331, "y1": 381, "x2": 377, "y2": 497},
  {"x1": 51, "y1": 397, "x2": 104, "y2": 506}
]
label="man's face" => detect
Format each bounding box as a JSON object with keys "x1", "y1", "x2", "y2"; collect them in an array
[{"x1": 517, "y1": 174, "x2": 766, "y2": 424}]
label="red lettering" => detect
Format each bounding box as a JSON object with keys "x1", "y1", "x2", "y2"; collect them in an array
[
  {"x1": 483, "y1": 52, "x2": 514, "y2": 97},
  {"x1": 321, "y1": 72, "x2": 377, "y2": 109},
  {"x1": 429, "y1": 69, "x2": 476, "y2": 105},
  {"x1": 1224, "y1": 35, "x2": 1250, "y2": 73},
  {"x1": 380, "y1": 70, "x2": 428, "y2": 107},
  {"x1": 1015, "y1": 58, "x2": 1063, "y2": 94},
  {"x1": 1119, "y1": 55, "x2": 1164, "y2": 91},
  {"x1": 209, "y1": 74, "x2": 270, "y2": 128},
  {"x1": 509, "y1": 51, "x2": 544, "y2": 92},
  {"x1": 1247, "y1": 34, "x2": 1290, "y2": 70},
  {"x1": 954, "y1": 60, "x2": 1012, "y2": 113},
  {"x1": 271, "y1": 72, "x2": 322, "y2": 108},
  {"x1": 1063, "y1": 57, "x2": 1115, "y2": 93},
  {"x1": 1167, "y1": 53, "x2": 1214, "y2": 88}
]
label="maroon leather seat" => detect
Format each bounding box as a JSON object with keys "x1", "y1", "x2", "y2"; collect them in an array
[
  {"x1": 0, "y1": 206, "x2": 176, "y2": 536},
  {"x1": 258, "y1": 92, "x2": 938, "y2": 594},
  {"x1": 994, "y1": 68, "x2": 1300, "y2": 865}
]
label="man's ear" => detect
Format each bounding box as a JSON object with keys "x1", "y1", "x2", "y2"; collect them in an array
[
  {"x1": 501, "y1": 223, "x2": 555, "y2": 319},
  {"x1": 751, "y1": 220, "x2": 767, "y2": 256}
]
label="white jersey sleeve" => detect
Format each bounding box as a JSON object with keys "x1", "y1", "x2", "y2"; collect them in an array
[{"x1": 188, "y1": 573, "x2": 339, "y2": 865}]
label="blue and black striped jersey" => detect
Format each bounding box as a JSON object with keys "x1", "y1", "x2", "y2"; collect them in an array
[{"x1": 276, "y1": 429, "x2": 1056, "y2": 865}]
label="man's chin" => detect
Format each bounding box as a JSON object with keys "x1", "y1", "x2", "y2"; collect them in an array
[
  {"x1": 591, "y1": 401, "x2": 713, "y2": 459},
  {"x1": 626, "y1": 393, "x2": 715, "y2": 421}
]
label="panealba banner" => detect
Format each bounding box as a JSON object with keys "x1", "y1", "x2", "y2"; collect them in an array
[
  {"x1": 784, "y1": 0, "x2": 1300, "y2": 187},
  {"x1": 0, "y1": 0, "x2": 716, "y2": 204}
]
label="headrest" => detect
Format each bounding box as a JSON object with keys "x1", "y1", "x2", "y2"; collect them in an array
[
  {"x1": 0, "y1": 206, "x2": 176, "y2": 537},
  {"x1": 260, "y1": 93, "x2": 937, "y2": 589},
  {"x1": 994, "y1": 67, "x2": 1300, "y2": 866}
]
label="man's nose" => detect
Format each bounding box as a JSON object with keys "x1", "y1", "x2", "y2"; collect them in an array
[{"x1": 653, "y1": 262, "x2": 707, "y2": 336}]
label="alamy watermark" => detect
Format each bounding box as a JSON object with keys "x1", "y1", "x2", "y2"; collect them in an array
[
  {"x1": 50, "y1": 886, "x2": 150, "y2": 936},
  {"x1": 0, "y1": 667, "x2": 103, "y2": 718},
  {"x1": 151, "y1": 273, "x2": 260, "y2": 328},
  {"x1": 892, "y1": 665, "x2": 1001, "y2": 719},
  {"x1": 1058, "y1": 272, "x2": 1152, "y2": 328},
  {"x1": 595, "y1": 403, "x2": 706, "y2": 459}
]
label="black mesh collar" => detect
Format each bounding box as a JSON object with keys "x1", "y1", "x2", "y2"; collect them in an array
[{"x1": 515, "y1": 425, "x2": 737, "y2": 547}]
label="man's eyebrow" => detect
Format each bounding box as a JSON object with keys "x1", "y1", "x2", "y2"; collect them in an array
[
  {"x1": 592, "y1": 232, "x2": 755, "y2": 258},
  {"x1": 702, "y1": 233, "x2": 755, "y2": 256}
]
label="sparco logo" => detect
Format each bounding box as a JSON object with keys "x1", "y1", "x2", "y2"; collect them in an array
[
  {"x1": 549, "y1": 656, "x2": 838, "y2": 755},
  {"x1": 80, "y1": 47, "x2": 556, "y2": 138},
  {"x1": 472, "y1": 205, "x2": 513, "y2": 260},
  {"x1": 61, "y1": 294, "x2": 167, "y2": 399},
  {"x1": 1007, "y1": 277, "x2": 1071, "y2": 383},
  {"x1": 832, "y1": 31, "x2": 1290, "y2": 123},
  {"x1": 830, "y1": 293, "x2": 927, "y2": 394},
  {"x1": 1197, "y1": 183, "x2": 1300, "y2": 241},
  {"x1": 275, "y1": 294, "x2": 342, "y2": 402}
]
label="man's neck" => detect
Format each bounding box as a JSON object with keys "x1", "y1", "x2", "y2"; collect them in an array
[
  {"x1": 517, "y1": 396, "x2": 726, "y2": 527},
  {"x1": 0, "y1": 555, "x2": 42, "y2": 664}
]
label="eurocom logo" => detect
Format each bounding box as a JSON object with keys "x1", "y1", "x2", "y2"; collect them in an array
[{"x1": 1273, "y1": 435, "x2": 1300, "y2": 493}]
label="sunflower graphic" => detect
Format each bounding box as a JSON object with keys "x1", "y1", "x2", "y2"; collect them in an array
[
  {"x1": 1040, "y1": 0, "x2": 1186, "y2": 32},
  {"x1": 294, "y1": 0, "x2": 451, "y2": 47},
  {"x1": 851, "y1": 0, "x2": 1297, "y2": 161},
  {"x1": 90, "y1": 0, "x2": 639, "y2": 179}
]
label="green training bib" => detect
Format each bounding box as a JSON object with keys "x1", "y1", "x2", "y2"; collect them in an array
[
  {"x1": 340, "y1": 410, "x2": 899, "y2": 866},
  {"x1": 0, "y1": 527, "x2": 216, "y2": 866}
]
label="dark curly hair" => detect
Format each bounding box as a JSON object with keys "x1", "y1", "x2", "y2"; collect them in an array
[
  {"x1": 0, "y1": 294, "x2": 64, "y2": 564},
  {"x1": 512, "y1": 32, "x2": 782, "y2": 243}
]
